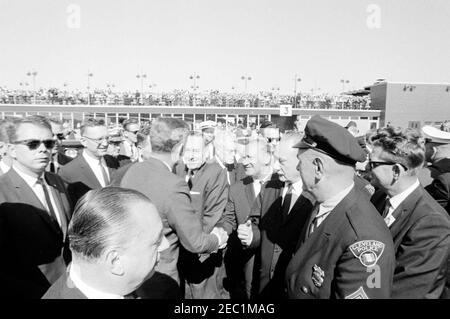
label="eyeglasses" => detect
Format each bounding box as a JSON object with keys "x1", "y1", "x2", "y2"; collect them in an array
[
  {"x1": 13, "y1": 139, "x2": 56, "y2": 150},
  {"x1": 127, "y1": 130, "x2": 139, "y2": 135},
  {"x1": 368, "y1": 161, "x2": 408, "y2": 171},
  {"x1": 83, "y1": 136, "x2": 109, "y2": 144}
]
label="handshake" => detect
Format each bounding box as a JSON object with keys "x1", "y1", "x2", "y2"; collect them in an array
[
  {"x1": 237, "y1": 220, "x2": 253, "y2": 247},
  {"x1": 211, "y1": 226, "x2": 229, "y2": 249}
]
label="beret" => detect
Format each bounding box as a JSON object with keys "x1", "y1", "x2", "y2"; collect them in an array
[{"x1": 293, "y1": 115, "x2": 367, "y2": 165}]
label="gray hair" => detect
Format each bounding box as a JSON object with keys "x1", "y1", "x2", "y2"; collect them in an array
[{"x1": 69, "y1": 187, "x2": 153, "y2": 260}]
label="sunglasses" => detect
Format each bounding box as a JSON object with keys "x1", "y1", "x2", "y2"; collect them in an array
[
  {"x1": 368, "y1": 161, "x2": 408, "y2": 171},
  {"x1": 13, "y1": 139, "x2": 56, "y2": 150}
]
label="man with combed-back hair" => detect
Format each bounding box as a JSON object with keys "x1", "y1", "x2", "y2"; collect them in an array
[
  {"x1": 42, "y1": 187, "x2": 169, "y2": 299},
  {"x1": 111, "y1": 118, "x2": 229, "y2": 293},
  {"x1": 369, "y1": 126, "x2": 450, "y2": 298},
  {"x1": 0, "y1": 115, "x2": 72, "y2": 298}
]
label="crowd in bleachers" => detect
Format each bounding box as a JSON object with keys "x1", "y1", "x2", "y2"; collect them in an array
[{"x1": 0, "y1": 86, "x2": 371, "y2": 109}]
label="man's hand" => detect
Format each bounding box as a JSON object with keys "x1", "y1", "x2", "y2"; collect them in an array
[
  {"x1": 237, "y1": 220, "x2": 253, "y2": 247},
  {"x1": 211, "y1": 227, "x2": 228, "y2": 249}
]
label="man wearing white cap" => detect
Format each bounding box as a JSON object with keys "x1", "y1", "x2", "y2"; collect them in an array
[
  {"x1": 421, "y1": 125, "x2": 450, "y2": 213},
  {"x1": 199, "y1": 120, "x2": 216, "y2": 161}
]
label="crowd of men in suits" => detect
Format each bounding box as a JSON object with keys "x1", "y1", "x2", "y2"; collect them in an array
[{"x1": 0, "y1": 113, "x2": 449, "y2": 299}]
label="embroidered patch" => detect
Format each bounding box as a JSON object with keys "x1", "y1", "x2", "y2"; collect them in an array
[
  {"x1": 349, "y1": 240, "x2": 385, "y2": 267},
  {"x1": 345, "y1": 286, "x2": 369, "y2": 299},
  {"x1": 311, "y1": 264, "x2": 325, "y2": 287}
]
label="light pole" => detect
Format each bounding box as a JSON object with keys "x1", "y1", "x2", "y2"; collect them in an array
[
  {"x1": 293, "y1": 75, "x2": 301, "y2": 108},
  {"x1": 340, "y1": 79, "x2": 350, "y2": 92},
  {"x1": 241, "y1": 75, "x2": 252, "y2": 93},
  {"x1": 19, "y1": 82, "x2": 29, "y2": 104},
  {"x1": 26, "y1": 70, "x2": 38, "y2": 104},
  {"x1": 148, "y1": 83, "x2": 156, "y2": 104},
  {"x1": 136, "y1": 73, "x2": 147, "y2": 105},
  {"x1": 189, "y1": 74, "x2": 200, "y2": 106},
  {"x1": 271, "y1": 87, "x2": 280, "y2": 106},
  {"x1": 87, "y1": 71, "x2": 93, "y2": 105}
]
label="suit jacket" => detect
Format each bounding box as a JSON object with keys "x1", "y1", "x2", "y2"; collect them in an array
[
  {"x1": 223, "y1": 174, "x2": 283, "y2": 298},
  {"x1": 258, "y1": 187, "x2": 315, "y2": 298},
  {"x1": 111, "y1": 157, "x2": 219, "y2": 284},
  {"x1": 42, "y1": 269, "x2": 87, "y2": 299},
  {"x1": 59, "y1": 151, "x2": 117, "y2": 205},
  {"x1": 371, "y1": 186, "x2": 450, "y2": 298},
  {"x1": 424, "y1": 158, "x2": 450, "y2": 213},
  {"x1": 0, "y1": 169, "x2": 72, "y2": 298},
  {"x1": 286, "y1": 186, "x2": 395, "y2": 299}
]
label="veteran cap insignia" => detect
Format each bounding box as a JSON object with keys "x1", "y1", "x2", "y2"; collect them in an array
[
  {"x1": 349, "y1": 240, "x2": 385, "y2": 268},
  {"x1": 312, "y1": 264, "x2": 325, "y2": 287}
]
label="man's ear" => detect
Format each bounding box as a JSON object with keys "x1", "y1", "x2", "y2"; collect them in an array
[
  {"x1": 105, "y1": 250, "x2": 124, "y2": 276},
  {"x1": 392, "y1": 164, "x2": 401, "y2": 181},
  {"x1": 79, "y1": 137, "x2": 88, "y2": 148},
  {"x1": 7, "y1": 143, "x2": 17, "y2": 159},
  {"x1": 313, "y1": 157, "x2": 325, "y2": 178}
]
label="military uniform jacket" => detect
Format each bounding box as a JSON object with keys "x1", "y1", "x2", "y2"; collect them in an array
[
  {"x1": 372, "y1": 186, "x2": 450, "y2": 298},
  {"x1": 286, "y1": 186, "x2": 395, "y2": 299}
]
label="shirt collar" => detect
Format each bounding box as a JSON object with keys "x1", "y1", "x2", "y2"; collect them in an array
[
  {"x1": 388, "y1": 179, "x2": 420, "y2": 211},
  {"x1": 13, "y1": 166, "x2": 44, "y2": 188},
  {"x1": 290, "y1": 179, "x2": 303, "y2": 195},
  {"x1": 215, "y1": 155, "x2": 225, "y2": 169},
  {"x1": 318, "y1": 182, "x2": 355, "y2": 218},
  {"x1": 69, "y1": 263, "x2": 124, "y2": 299},
  {"x1": 0, "y1": 160, "x2": 11, "y2": 173},
  {"x1": 82, "y1": 150, "x2": 104, "y2": 167},
  {"x1": 254, "y1": 174, "x2": 271, "y2": 184}
]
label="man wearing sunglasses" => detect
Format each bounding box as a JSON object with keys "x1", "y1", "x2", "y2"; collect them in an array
[
  {"x1": 46, "y1": 118, "x2": 73, "y2": 174},
  {"x1": 59, "y1": 118, "x2": 116, "y2": 205},
  {"x1": 119, "y1": 118, "x2": 139, "y2": 162},
  {"x1": 0, "y1": 116, "x2": 72, "y2": 298},
  {"x1": 369, "y1": 126, "x2": 450, "y2": 298}
]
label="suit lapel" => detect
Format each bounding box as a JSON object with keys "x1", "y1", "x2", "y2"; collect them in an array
[
  {"x1": 388, "y1": 186, "x2": 422, "y2": 237},
  {"x1": 8, "y1": 169, "x2": 62, "y2": 235},
  {"x1": 78, "y1": 154, "x2": 102, "y2": 189},
  {"x1": 243, "y1": 176, "x2": 256, "y2": 203}
]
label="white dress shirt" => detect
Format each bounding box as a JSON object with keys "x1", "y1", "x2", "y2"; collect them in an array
[
  {"x1": 69, "y1": 263, "x2": 124, "y2": 299},
  {"x1": 315, "y1": 182, "x2": 355, "y2": 228},
  {"x1": 384, "y1": 179, "x2": 420, "y2": 227},
  {"x1": 14, "y1": 167, "x2": 63, "y2": 228},
  {"x1": 281, "y1": 179, "x2": 303, "y2": 213},
  {"x1": 253, "y1": 174, "x2": 271, "y2": 197},
  {"x1": 82, "y1": 151, "x2": 110, "y2": 187},
  {"x1": 0, "y1": 159, "x2": 11, "y2": 173}
]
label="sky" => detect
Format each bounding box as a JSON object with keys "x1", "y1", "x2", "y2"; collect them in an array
[{"x1": 0, "y1": 0, "x2": 449, "y2": 94}]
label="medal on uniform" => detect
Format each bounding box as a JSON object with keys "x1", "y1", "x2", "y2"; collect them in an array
[{"x1": 312, "y1": 264, "x2": 325, "y2": 287}]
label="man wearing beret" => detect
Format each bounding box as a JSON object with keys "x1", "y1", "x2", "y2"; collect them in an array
[{"x1": 285, "y1": 115, "x2": 395, "y2": 299}]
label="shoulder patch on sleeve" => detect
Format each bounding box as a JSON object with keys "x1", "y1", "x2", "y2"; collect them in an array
[
  {"x1": 349, "y1": 240, "x2": 385, "y2": 267},
  {"x1": 345, "y1": 286, "x2": 369, "y2": 299}
]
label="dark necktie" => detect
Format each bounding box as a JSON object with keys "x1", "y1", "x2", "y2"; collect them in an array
[
  {"x1": 282, "y1": 183, "x2": 293, "y2": 216},
  {"x1": 37, "y1": 177, "x2": 59, "y2": 225},
  {"x1": 382, "y1": 197, "x2": 391, "y2": 218},
  {"x1": 225, "y1": 163, "x2": 235, "y2": 172},
  {"x1": 99, "y1": 158, "x2": 110, "y2": 186},
  {"x1": 305, "y1": 204, "x2": 320, "y2": 241},
  {"x1": 50, "y1": 161, "x2": 56, "y2": 173}
]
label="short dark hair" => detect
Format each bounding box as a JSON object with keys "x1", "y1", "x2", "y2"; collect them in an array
[
  {"x1": 370, "y1": 126, "x2": 425, "y2": 169},
  {"x1": 6, "y1": 115, "x2": 52, "y2": 143},
  {"x1": 136, "y1": 123, "x2": 151, "y2": 147},
  {"x1": 150, "y1": 117, "x2": 189, "y2": 153},
  {"x1": 80, "y1": 118, "x2": 105, "y2": 136},
  {"x1": 69, "y1": 187, "x2": 152, "y2": 259},
  {"x1": 123, "y1": 118, "x2": 139, "y2": 131}
]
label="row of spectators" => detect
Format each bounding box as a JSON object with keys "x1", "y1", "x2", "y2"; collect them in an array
[{"x1": 0, "y1": 86, "x2": 371, "y2": 109}]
